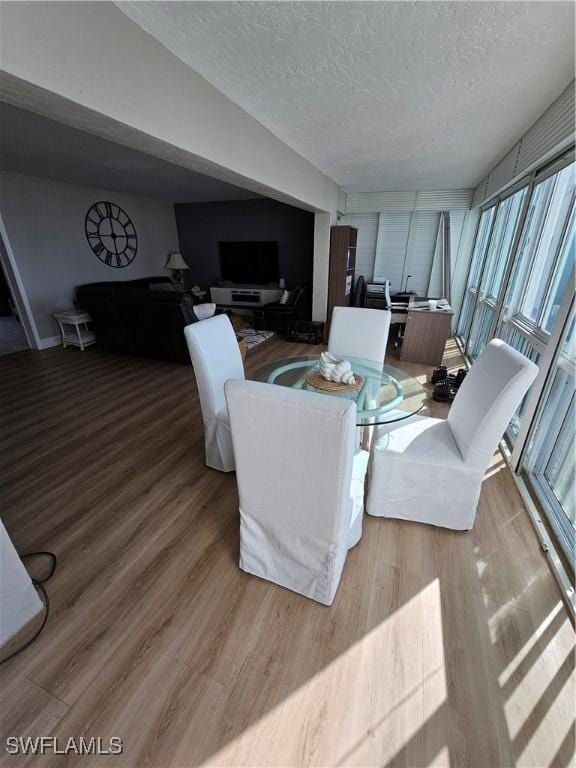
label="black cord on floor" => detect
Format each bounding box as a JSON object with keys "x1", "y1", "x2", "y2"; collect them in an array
[{"x1": 0, "y1": 551, "x2": 57, "y2": 666}]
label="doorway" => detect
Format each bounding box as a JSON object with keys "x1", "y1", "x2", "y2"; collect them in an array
[{"x1": 0, "y1": 252, "x2": 29, "y2": 356}]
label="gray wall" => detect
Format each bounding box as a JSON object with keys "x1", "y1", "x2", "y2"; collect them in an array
[
  {"x1": 0, "y1": 519, "x2": 43, "y2": 646},
  {"x1": 0, "y1": 171, "x2": 179, "y2": 342},
  {"x1": 174, "y1": 198, "x2": 314, "y2": 289}
]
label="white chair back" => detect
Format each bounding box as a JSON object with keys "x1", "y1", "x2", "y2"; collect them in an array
[
  {"x1": 184, "y1": 314, "x2": 244, "y2": 471},
  {"x1": 185, "y1": 314, "x2": 244, "y2": 419},
  {"x1": 328, "y1": 306, "x2": 391, "y2": 365},
  {"x1": 448, "y1": 339, "x2": 539, "y2": 471},
  {"x1": 225, "y1": 379, "x2": 357, "y2": 605}
]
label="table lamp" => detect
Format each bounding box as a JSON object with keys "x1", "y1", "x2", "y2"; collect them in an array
[{"x1": 165, "y1": 251, "x2": 189, "y2": 287}]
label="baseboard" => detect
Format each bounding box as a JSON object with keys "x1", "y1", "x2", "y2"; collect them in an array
[{"x1": 37, "y1": 335, "x2": 61, "y2": 350}]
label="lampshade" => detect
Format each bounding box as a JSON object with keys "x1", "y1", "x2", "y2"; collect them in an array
[{"x1": 165, "y1": 251, "x2": 189, "y2": 270}]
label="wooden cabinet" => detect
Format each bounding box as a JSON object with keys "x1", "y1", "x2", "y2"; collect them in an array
[{"x1": 326, "y1": 226, "x2": 357, "y2": 337}]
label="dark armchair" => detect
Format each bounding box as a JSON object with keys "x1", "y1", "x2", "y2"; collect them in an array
[
  {"x1": 352, "y1": 275, "x2": 367, "y2": 307},
  {"x1": 253, "y1": 284, "x2": 311, "y2": 334}
]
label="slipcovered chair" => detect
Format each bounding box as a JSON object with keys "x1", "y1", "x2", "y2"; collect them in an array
[
  {"x1": 225, "y1": 379, "x2": 369, "y2": 605},
  {"x1": 366, "y1": 340, "x2": 539, "y2": 530},
  {"x1": 184, "y1": 314, "x2": 245, "y2": 472},
  {"x1": 328, "y1": 306, "x2": 391, "y2": 366}
]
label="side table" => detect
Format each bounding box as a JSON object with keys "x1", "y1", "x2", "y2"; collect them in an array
[{"x1": 53, "y1": 309, "x2": 96, "y2": 351}]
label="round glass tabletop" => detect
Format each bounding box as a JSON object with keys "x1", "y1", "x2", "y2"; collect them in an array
[{"x1": 251, "y1": 355, "x2": 426, "y2": 426}]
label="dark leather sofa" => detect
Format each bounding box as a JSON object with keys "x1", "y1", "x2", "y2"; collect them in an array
[{"x1": 76, "y1": 277, "x2": 199, "y2": 363}]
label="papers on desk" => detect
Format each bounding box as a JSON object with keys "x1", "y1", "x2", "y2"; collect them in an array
[{"x1": 412, "y1": 299, "x2": 451, "y2": 311}]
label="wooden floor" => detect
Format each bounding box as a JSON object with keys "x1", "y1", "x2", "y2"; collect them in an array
[{"x1": 0, "y1": 337, "x2": 574, "y2": 768}]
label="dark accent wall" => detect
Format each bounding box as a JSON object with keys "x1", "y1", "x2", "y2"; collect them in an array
[{"x1": 174, "y1": 198, "x2": 314, "y2": 290}]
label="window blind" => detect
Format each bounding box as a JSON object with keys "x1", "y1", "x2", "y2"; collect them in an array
[
  {"x1": 449, "y1": 210, "x2": 467, "y2": 275},
  {"x1": 347, "y1": 209, "x2": 466, "y2": 296},
  {"x1": 404, "y1": 211, "x2": 442, "y2": 295},
  {"x1": 429, "y1": 222, "x2": 444, "y2": 298},
  {"x1": 373, "y1": 213, "x2": 411, "y2": 290},
  {"x1": 346, "y1": 213, "x2": 378, "y2": 281},
  {"x1": 473, "y1": 80, "x2": 575, "y2": 207}
]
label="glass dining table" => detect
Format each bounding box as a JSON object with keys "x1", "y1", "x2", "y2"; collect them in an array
[{"x1": 251, "y1": 355, "x2": 426, "y2": 427}]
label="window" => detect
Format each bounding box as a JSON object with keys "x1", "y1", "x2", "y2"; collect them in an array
[
  {"x1": 465, "y1": 188, "x2": 528, "y2": 360},
  {"x1": 501, "y1": 328, "x2": 541, "y2": 443},
  {"x1": 468, "y1": 207, "x2": 496, "y2": 289},
  {"x1": 457, "y1": 153, "x2": 574, "y2": 452},
  {"x1": 457, "y1": 206, "x2": 495, "y2": 342},
  {"x1": 541, "y1": 204, "x2": 575, "y2": 333},
  {"x1": 522, "y1": 313, "x2": 575, "y2": 562},
  {"x1": 502, "y1": 162, "x2": 575, "y2": 332},
  {"x1": 482, "y1": 187, "x2": 527, "y2": 302}
]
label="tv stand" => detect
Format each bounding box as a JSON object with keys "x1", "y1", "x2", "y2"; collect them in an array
[{"x1": 210, "y1": 285, "x2": 283, "y2": 308}]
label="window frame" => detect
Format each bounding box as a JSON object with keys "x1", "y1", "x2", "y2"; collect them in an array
[
  {"x1": 502, "y1": 164, "x2": 575, "y2": 336},
  {"x1": 457, "y1": 204, "x2": 497, "y2": 348},
  {"x1": 457, "y1": 148, "x2": 575, "y2": 355},
  {"x1": 519, "y1": 300, "x2": 576, "y2": 565},
  {"x1": 456, "y1": 147, "x2": 576, "y2": 579}
]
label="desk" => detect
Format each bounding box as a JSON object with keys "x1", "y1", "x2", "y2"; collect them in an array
[{"x1": 400, "y1": 298, "x2": 453, "y2": 366}]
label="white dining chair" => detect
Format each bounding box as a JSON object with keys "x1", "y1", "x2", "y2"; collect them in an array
[
  {"x1": 366, "y1": 340, "x2": 539, "y2": 530},
  {"x1": 184, "y1": 314, "x2": 245, "y2": 472},
  {"x1": 225, "y1": 379, "x2": 369, "y2": 605},
  {"x1": 328, "y1": 306, "x2": 391, "y2": 365}
]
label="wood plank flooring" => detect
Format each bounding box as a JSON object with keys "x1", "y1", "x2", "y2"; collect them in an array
[{"x1": 0, "y1": 337, "x2": 574, "y2": 768}]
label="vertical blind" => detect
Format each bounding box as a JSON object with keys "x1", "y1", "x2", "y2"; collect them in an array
[
  {"x1": 348, "y1": 213, "x2": 379, "y2": 281},
  {"x1": 348, "y1": 210, "x2": 463, "y2": 295},
  {"x1": 404, "y1": 211, "x2": 442, "y2": 294},
  {"x1": 373, "y1": 213, "x2": 411, "y2": 288}
]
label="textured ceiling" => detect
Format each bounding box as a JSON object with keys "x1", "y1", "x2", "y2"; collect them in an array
[
  {"x1": 118, "y1": 1, "x2": 575, "y2": 192},
  {"x1": 0, "y1": 103, "x2": 259, "y2": 202}
]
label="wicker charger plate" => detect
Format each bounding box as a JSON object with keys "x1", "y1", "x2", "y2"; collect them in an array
[{"x1": 305, "y1": 370, "x2": 364, "y2": 393}]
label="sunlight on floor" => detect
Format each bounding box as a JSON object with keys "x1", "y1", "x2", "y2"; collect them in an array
[
  {"x1": 514, "y1": 670, "x2": 574, "y2": 767},
  {"x1": 489, "y1": 600, "x2": 576, "y2": 767},
  {"x1": 429, "y1": 745, "x2": 451, "y2": 767},
  {"x1": 205, "y1": 579, "x2": 448, "y2": 767},
  {"x1": 498, "y1": 603, "x2": 564, "y2": 687}
]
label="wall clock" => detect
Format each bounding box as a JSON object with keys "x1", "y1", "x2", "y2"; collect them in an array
[{"x1": 85, "y1": 201, "x2": 138, "y2": 268}]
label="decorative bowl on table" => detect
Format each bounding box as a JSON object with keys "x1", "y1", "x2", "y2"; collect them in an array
[{"x1": 304, "y1": 352, "x2": 363, "y2": 393}]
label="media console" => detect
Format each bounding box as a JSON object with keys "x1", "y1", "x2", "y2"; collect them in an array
[{"x1": 210, "y1": 285, "x2": 283, "y2": 308}]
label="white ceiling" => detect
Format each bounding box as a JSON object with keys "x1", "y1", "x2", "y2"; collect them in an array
[
  {"x1": 118, "y1": 1, "x2": 575, "y2": 192},
  {"x1": 0, "y1": 103, "x2": 260, "y2": 202}
]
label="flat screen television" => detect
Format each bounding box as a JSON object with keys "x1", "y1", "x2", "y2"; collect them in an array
[{"x1": 219, "y1": 241, "x2": 279, "y2": 285}]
